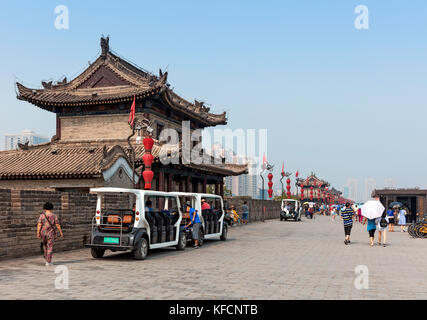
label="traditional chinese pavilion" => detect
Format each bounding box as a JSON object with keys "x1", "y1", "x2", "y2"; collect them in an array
[
  {"x1": 296, "y1": 173, "x2": 349, "y2": 204},
  {"x1": 0, "y1": 37, "x2": 247, "y2": 194}
]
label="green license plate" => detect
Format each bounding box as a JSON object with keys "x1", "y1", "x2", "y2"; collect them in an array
[{"x1": 104, "y1": 237, "x2": 119, "y2": 244}]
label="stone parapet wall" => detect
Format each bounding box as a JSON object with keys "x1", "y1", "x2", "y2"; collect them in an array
[
  {"x1": 0, "y1": 188, "x2": 131, "y2": 260},
  {"x1": 224, "y1": 196, "x2": 281, "y2": 222}
]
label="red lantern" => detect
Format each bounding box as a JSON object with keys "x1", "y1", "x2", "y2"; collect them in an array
[
  {"x1": 286, "y1": 177, "x2": 291, "y2": 197},
  {"x1": 267, "y1": 173, "x2": 273, "y2": 198},
  {"x1": 142, "y1": 135, "x2": 154, "y2": 190},
  {"x1": 143, "y1": 136, "x2": 154, "y2": 151},
  {"x1": 142, "y1": 170, "x2": 154, "y2": 189},
  {"x1": 142, "y1": 153, "x2": 154, "y2": 167},
  {"x1": 310, "y1": 186, "x2": 313, "y2": 201},
  {"x1": 300, "y1": 183, "x2": 304, "y2": 200}
]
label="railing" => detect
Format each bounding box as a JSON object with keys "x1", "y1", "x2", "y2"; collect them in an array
[{"x1": 90, "y1": 215, "x2": 126, "y2": 247}]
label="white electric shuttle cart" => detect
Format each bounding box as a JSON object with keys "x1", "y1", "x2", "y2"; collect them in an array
[
  {"x1": 169, "y1": 192, "x2": 228, "y2": 245},
  {"x1": 85, "y1": 188, "x2": 187, "y2": 260}
]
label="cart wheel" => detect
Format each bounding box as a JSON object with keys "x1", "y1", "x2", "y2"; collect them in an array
[
  {"x1": 220, "y1": 224, "x2": 228, "y2": 241},
  {"x1": 133, "y1": 237, "x2": 148, "y2": 260},
  {"x1": 198, "y1": 229, "x2": 204, "y2": 247},
  {"x1": 176, "y1": 231, "x2": 186, "y2": 250},
  {"x1": 91, "y1": 248, "x2": 105, "y2": 259}
]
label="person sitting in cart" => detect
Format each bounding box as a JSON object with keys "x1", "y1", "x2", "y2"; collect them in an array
[
  {"x1": 144, "y1": 200, "x2": 156, "y2": 234},
  {"x1": 185, "y1": 203, "x2": 201, "y2": 249},
  {"x1": 201, "y1": 198, "x2": 211, "y2": 210}
]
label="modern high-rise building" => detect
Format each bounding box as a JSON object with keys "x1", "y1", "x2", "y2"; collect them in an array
[
  {"x1": 222, "y1": 153, "x2": 260, "y2": 198},
  {"x1": 4, "y1": 130, "x2": 49, "y2": 150}
]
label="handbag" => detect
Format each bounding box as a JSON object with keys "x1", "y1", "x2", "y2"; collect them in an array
[{"x1": 379, "y1": 217, "x2": 388, "y2": 228}]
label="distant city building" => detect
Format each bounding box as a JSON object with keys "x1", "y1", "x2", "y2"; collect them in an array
[
  {"x1": 4, "y1": 130, "x2": 49, "y2": 150},
  {"x1": 211, "y1": 144, "x2": 260, "y2": 199},
  {"x1": 343, "y1": 186, "x2": 349, "y2": 199}
]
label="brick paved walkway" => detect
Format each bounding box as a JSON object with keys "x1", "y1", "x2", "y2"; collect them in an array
[{"x1": 0, "y1": 215, "x2": 426, "y2": 299}]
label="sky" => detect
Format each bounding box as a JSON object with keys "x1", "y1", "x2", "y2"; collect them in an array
[{"x1": 0, "y1": 0, "x2": 426, "y2": 201}]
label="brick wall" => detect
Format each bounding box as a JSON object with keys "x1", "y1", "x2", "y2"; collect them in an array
[
  {"x1": 224, "y1": 196, "x2": 281, "y2": 222},
  {"x1": 0, "y1": 188, "x2": 131, "y2": 260},
  {"x1": 60, "y1": 112, "x2": 183, "y2": 142},
  {"x1": 60, "y1": 113, "x2": 131, "y2": 141}
]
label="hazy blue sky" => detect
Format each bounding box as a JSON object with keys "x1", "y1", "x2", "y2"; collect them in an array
[{"x1": 0, "y1": 1, "x2": 426, "y2": 201}]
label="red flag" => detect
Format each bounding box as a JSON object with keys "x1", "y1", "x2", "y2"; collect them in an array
[
  {"x1": 128, "y1": 95, "x2": 136, "y2": 127},
  {"x1": 262, "y1": 153, "x2": 267, "y2": 170},
  {"x1": 281, "y1": 161, "x2": 284, "y2": 176}
]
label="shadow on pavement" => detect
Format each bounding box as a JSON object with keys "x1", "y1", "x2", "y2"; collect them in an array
[{"x1": 100, "y1": 238, "x2": 236, "y2": 261}]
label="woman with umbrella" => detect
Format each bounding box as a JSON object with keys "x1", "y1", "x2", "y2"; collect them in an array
[
  {"x1": 361, "y1": 199, "x2": 385, "y2": 247},
  {"x1": 362, "y1": 216, "x2": 377, "y2": 247},
  {"x1": 386, "y1": 203, "x2": 401, "y2": 232}
]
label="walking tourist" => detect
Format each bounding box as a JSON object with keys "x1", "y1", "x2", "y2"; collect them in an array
[
  {"x1": 185, "y1": 203, "x2": 201, "y2": 248},
  {"x1": 363, "y1": 217, "x2": 377, "y2": 247},
  {"x1": 387, "y1": 208, "x2": 395, "y2": 232},
  {"x1": 352, "y1": 204, "x2": 358, "y2": 223},
  {"x1": 341, "y1": 202, "x2": 354, "y2": 245},
  {"x1": 242, "y1": 201, "x2": 249, "y2": 225},
  {"x1": 37, "y1": 202, "x2": 63, "y2": 266},
  {"x1": 376, "y1": 212, "x2": 389, "y2": 247},
  {"x1": 358, "y1": 207, "x2": 363, "y2": 223},
  {"x1": 398, "y1": 207, "x2": 407, "y2": 232}
]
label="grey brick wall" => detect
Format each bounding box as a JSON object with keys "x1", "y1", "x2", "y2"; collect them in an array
[
  {"x1": 224, "y1": 196, "x2": 281, "y2": 222},
  {"x1": 0, "y1": 188, "x2": 131, "y2": 260}
]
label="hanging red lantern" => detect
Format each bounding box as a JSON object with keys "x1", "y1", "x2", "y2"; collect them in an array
[
  {"x1": 286, "y1": 177, "x2": 291, "y2": 197},
  {"x1": 142, "y1": 153, "x2": 154, "y2": 167},
  {"x1": 143, "y1": 136, "x2": 154, "y2": 151},
  {"x1": 310, "y1": 186, "x2": 313, "y2": 201},
  {"x1": 142, "y1": 135, "x2": 154, "y2": 189},
  {"x1": 300, "y1": 183, "x2": 304, "y2": 200},
  {"x1": 267, "y1": 173, "x2": 273, "y2": 198}
]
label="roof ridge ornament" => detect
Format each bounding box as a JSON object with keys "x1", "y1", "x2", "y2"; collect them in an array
[{"x1": 100, "y1": 35, "x2": 110, "y2": 58}]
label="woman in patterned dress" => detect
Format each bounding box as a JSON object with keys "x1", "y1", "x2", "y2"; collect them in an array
[{"x1": 37, "y1": 202, "x2": 63, "y2": 266}]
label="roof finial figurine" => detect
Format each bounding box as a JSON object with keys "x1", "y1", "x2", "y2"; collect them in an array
[{"x1": 100, "y1": 35, "x2": 110, "y2": 58}]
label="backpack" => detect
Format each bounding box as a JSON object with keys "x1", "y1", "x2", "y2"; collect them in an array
[{"x1": 379, "y1": 217, "x2": 388, "y2": 228}]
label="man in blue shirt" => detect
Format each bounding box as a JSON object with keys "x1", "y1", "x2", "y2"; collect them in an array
[
  {"x1": 341, "y1": 202, "x2": 355, "y2": 245},
  {"x1": 386, "y1": 208, "x2": 395, "y2": 232},
  {"x1": 185, "y1": 203, "x2": 201, "y2": 249}
]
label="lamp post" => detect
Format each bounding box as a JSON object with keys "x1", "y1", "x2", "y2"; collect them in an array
[
  {"x1": 260, "y1": 160, "x2": 274, "y2": 222},
  {"x1": 295, "y1": 170, "x2": 299, "y2": 197},
  {"x1": 127, "y1": 114, "x2": 154, "y2": 189},
  {"x1": 300, "y1": 183, "x2": 304, "y2": 201},
  {"x1": 280, "y1": 162, "x2": 285, "y2": 200}
]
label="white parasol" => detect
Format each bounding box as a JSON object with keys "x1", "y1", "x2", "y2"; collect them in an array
[{"x1": 360, "y1": 200, "x2": 385, "y2": 220}]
